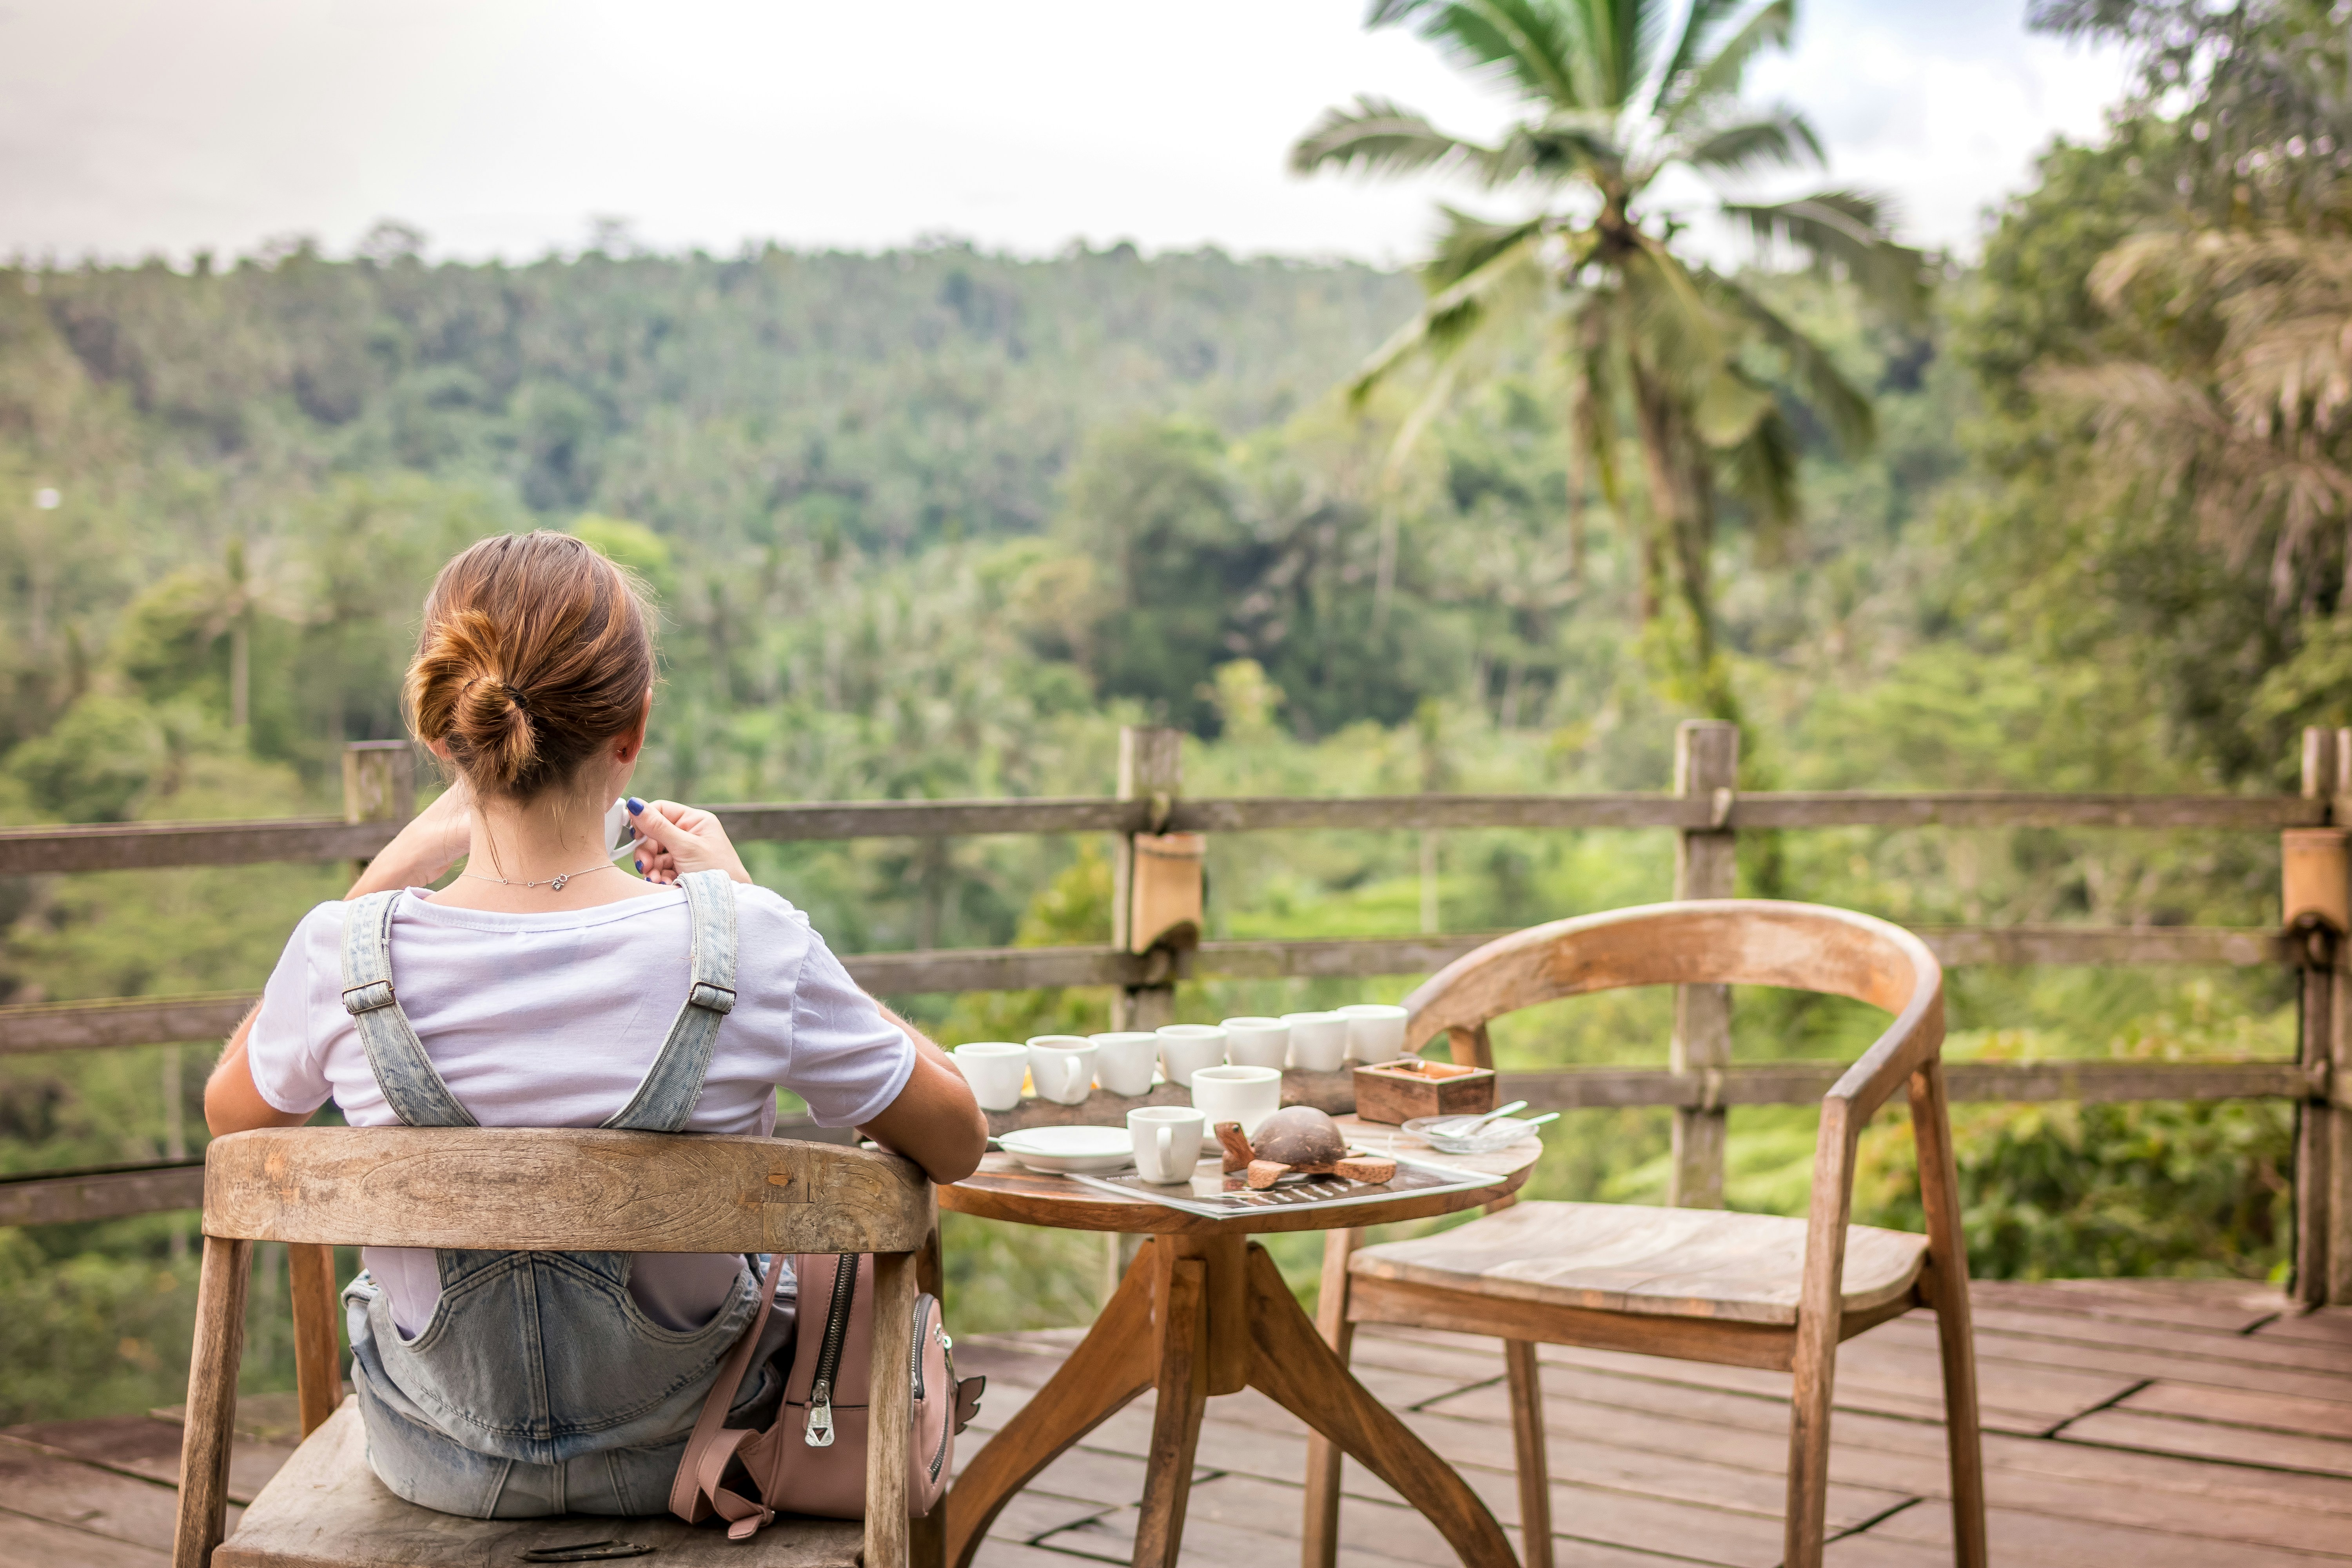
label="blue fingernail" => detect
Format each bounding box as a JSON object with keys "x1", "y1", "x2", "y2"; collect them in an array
[
  {"x1": 634, "y1": 859, "x2": 644, "y2": 873},
  {"x1": 626, "y1": 797, "x2": 644, "y2": 814}
]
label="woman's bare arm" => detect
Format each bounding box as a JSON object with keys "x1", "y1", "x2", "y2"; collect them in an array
[
  {"x1": 856, "y1": 1004, "x2": 988, "y2": 1185},
  {"x1": 204, "y1": 1005, "x2": 313, "y2": 1137}
]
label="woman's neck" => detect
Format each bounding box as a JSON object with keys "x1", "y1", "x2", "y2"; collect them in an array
[{"x1": 426, "y1": 789, "x2": 652, "y2": 912}]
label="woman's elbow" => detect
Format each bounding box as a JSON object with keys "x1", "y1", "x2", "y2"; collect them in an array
[{"x1": 920, "y1": 1096, "x2": 988, "y2": 1186}]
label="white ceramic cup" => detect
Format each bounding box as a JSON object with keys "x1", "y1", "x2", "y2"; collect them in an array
[
  {"x1": 1129, "y1": 1105, "x2": 1207, "y2": 1183},
  {"x1": 1339, "y1": 1003, "x2": 1410, "y2": 1063},
  {"x1": 1025, "y1": 1036, "x2": 1098, "y2": 1105},
  {"x1": 1155, "y1": 1024, "x2": 1229, "y2": 1089},
  {"x1": 952, "y1": 1042, "x2": 1029, "y2": 1111},
  {"x1": 1190, "y1": 1063, "x2": 1283, "y2": 1138},
  {"x1": 1222, "y1": 1016, "x2": 1291, "y2": 1071},
  {"x1": 1089, "y1": 1031, "x2": 1160, "y2": 1097},
  {"x1": 1281, "y1": 1011, "x2": 1350, "y2": 1073}
]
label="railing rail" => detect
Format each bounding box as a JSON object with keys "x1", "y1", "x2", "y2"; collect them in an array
[{"x1": 0, "y1": 790, "x2": 2323, "y2": 875}]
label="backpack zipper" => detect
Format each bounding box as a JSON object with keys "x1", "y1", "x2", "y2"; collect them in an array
[
  {"x1": 803, "y1": 1252, "x2": 858, "y2": 1448},
  {"x1": 916, "y1": 1301, "x2": 952, "y2": 1483}
]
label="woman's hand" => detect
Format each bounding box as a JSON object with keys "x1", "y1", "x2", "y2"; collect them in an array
[
  {"x1": 626, "y1": 798, "x2": 752, "y2": 886},
  {"x1": 348, "y1": 780, "x2": 474, "y2": 898}
]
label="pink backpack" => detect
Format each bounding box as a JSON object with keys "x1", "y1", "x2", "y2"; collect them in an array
[{"x1": 670, "y1": 1250, "x2": 984, "y2": 1537}]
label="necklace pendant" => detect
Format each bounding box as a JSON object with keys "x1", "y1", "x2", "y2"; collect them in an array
[{"x1": 550, "y1": 873, "x2": 570, "y2": 891}]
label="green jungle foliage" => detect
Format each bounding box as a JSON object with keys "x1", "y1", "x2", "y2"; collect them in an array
[{"x1": 1, "y1": 0, "x2": 2341, "y2": 1421}]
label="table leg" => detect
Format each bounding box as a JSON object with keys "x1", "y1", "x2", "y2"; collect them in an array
[
  {"x1": 1301, "y1": 1226, "x2": 1361, "y2": 1568},
  {"x1": 944, "y1": 1243, "x2": 1161, "y2": 1568},
  {"x1": 1132, "y1": 1254, "x2": 1209, "y2": 1568},
  {"x1": 1241, "y1": 1244, "x2": 1517, "y2": 1568}
]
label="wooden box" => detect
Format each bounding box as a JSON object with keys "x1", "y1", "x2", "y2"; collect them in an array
[{"x1": 1352, "y1": 1057, "x2": 1496, "y2": 1125}]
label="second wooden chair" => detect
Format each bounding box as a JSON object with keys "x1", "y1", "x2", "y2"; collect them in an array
[{"x1": 1302, "y1": 899, "x2": 1987, "y2": 1568}]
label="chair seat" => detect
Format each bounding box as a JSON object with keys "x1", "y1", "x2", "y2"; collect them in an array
[
  {"x1": 216, "y1": 1400, "x2": 863, "y2": 1568},
  {"x1": 1350, "y1": 1200, "x2": 1929, "y2": 1327}
]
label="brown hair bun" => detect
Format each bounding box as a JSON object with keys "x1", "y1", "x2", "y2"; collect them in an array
[{"x1": 403, "y1": 531, "x2": 655, "y2": 800}]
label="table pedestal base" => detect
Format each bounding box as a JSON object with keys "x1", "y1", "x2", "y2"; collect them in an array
[{"x1": 943, "y1": 1234, "x2": 1516, "y2": 1568}]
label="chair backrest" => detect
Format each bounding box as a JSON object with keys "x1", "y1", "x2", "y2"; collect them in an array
[
  {"x1": 1404, "y1": 899, "x2": 1943, "y2": 1111},
  {"x1": 201, "y1": 1125, "x2": 933, "y2": 1252}
]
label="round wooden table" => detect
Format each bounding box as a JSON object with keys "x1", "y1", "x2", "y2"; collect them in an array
[{"x1": 937, "y1": 1116, "x2": 1542, "y2": 1568}]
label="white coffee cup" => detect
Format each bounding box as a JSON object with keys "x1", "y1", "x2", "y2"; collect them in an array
[
  {"x1": 1221, "y1": 1016, "x2": 1290, "y2": 1071},
  {"x1": 1155, "y1": 1024, "x2": 1228, "y2": 1089},
  {"x1": 1129, "y1": 1105, "x2": 1206, "y2": 1183},
  {"x1": 952, "y1": 1042, "x2": 1029, "y2": 1111},
  {"x1": 1089, "y1": 1031, "x2": 1160, "y2": 1097},
  {"x1": 1026, "y1": 1036, "x2": 1098, "y2": 1105},
  {"x1": 1282, "y1": 1011, "x2": 1349, "y2": 1073},
  {"x1": 1339, "y1": 1003, "x2": 1410, "y2": 1063},
  {"x1": 1190, "y1": 1063, "x2": 1283, "y2": 1138}
]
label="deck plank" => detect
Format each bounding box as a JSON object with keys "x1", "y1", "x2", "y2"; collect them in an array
[
  {"x1": 0, "y1": 1511, "x2": 171, "y2": 1568},
  {"x1": 2058, "y1": 1406, "x2": 2352, "y2": 1476},
  {"x1": 3, "y1": 1413, "x2": 295, "y2": 1505}
]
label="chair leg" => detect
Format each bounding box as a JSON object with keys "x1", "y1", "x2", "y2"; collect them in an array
[
  {"x1": 172, "y1": 1235, "x2": 252, "y2": 1568},
  {"x1": 1300, "y1": 1227, "x2": 1361, "y2": 1568},
  {"x1": 1910, "y1": 1060, "x2": 1988, "y2": 1568},
  {"x1": 864, "y1": 1251, "x2": 917, "y2": 1568},
  {"x1": 1503, "y1": 1340, "x2": 1552, "y2": 1568},
  {"x1": 1783, "y1": 1324, "x2": 1835, "y2": 1568}
]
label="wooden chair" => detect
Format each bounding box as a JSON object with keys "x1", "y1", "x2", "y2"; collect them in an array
[
  {"x1": 172, "y1": 1125, "x2": 939, "y2": 1568},
  {"x1": 1303, "y1": 900, "x2": 1987, "y2": 1568}
]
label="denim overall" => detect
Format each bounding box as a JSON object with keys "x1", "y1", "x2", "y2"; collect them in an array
[{"x1": 338, "y1": 870, "x2": 789, "y2": 1517}]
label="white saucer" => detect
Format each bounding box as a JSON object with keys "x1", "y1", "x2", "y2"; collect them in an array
[{"x1": 996, "y1": 1125, "x2": 1135, "y2": 1174}]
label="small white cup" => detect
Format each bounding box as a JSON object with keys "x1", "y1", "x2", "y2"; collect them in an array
[
  {"x1": 1026, "y1": 1036, "x2": 1098, "y2": 1105},
  {"x1": 1190, "y1": 1063, "x2": 1283, "y2": 1138},
  {"x1": 1222, "y1": 1016, "x2": 1290, "y2": 1071},
  {"x1": 1282, "y1": 1011, "x2": 1349, "y2": 1073},
  {"x1": 1129, "y1": 1105, "x2": 1206, "y2": 1183},
  {"x1": 1339, "y1": 1003, "x2": 1410, "y2": 1063},
  {"x1": 1155, "y1": 1024, "x2": 1228, "y2": 1089},
  {"x1": 1089, "y1": 1031, "x2": 1160, "y2": 1097},
  {"x1": 952, "y1": 1042, "x2": 1029, "y2": 1111}
]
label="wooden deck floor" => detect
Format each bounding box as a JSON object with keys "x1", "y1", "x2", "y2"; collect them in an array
[{"x1": 5, "y1": 1278, "x2": 2350, "y2": 1566}]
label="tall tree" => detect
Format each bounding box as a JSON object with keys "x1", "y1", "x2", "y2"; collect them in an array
[{"x1": 1292, "y1": 0, "x2": 1926, "y2": 708}]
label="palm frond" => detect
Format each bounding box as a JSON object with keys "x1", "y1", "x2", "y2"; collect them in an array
[
  {"x1": 1617, "y1": 234, "x2": 1733, "y2": 399},
  {"x1": 1673, "y1": 110, "x2": 1824, "y2": 178},
  {"x1": 1712, "y1": 276, "x2": 1876, "y2": 454},
  {"x1": 1661, "y1": 0, "x2": 1795, "y2": 125},
  {"x1": 1290, "y1": 96, "x2": 1499, "y2": 179},
  {"x1": 1370, "y1": 0, "x2": 1589, "y2": 108},
  {"x1": 1488, "y1": 111, "x2": 1627, "y2": 183},
  {"x1": 1348, "y1": 219, "x2": 1551, "y2": 403},
  {"x1": 1651, "y1": 0, "x2": 1751, "y2": 113},
  {"x1": 1722, "y1": 191, "x2": 1931, "y2": 319},
  {"x1": 1719, "y1": 400, "x2": 1802, "y2": 556}
]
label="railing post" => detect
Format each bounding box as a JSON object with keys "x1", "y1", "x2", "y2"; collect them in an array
[
  {"x1": 1670, "y1": 720, "x2": 1738, "y2": 1209},
  {"x1": 2293, "y1": 727, "x2": 2352, "y2": 1305},
  {"x1": 1111, "y1": 726, "x2": 1186, "y2": 1033},
  {"x1": 341, "y1": 739, "x2": 417, "y2": 883}
]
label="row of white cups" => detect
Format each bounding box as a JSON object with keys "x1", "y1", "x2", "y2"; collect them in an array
[{"x1": 951, "y1": 1005, "x2": 1414, "y2": 1180}]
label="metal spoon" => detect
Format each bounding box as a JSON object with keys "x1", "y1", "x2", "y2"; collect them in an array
[{"x1": 1435, "y1": 1099, "x2": 1528, "y2": 1137}]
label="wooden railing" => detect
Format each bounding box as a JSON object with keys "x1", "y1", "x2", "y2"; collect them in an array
[{"x1": 4, "y1": 722, "x2": 2348, "y2": 1305}]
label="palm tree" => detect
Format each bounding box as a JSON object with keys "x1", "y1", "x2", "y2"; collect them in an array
[{"x1": 1293, "y1": 0, "x2": 1927, "y2": 702}]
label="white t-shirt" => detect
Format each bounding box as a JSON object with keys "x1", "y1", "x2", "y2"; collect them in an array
[{"x1": 245, "y1": 882, "x2": 915, "y2": 1337}]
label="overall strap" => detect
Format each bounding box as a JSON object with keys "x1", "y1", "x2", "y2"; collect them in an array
[
  {"x1": 339, "y1": 890, "x2": 478, "y2": 1129},
  {"x1": 601, "y1": 870, "x2": 739, "y2": 1133}
]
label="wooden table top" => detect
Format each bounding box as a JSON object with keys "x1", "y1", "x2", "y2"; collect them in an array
[{"x1": 940, "y1": 1115, "x2": 1543, "y2": 1236}]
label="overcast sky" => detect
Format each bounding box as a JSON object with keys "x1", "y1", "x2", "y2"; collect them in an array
[{"x1": 0, "y1": 1, "x2": 2133, "y2": 269}]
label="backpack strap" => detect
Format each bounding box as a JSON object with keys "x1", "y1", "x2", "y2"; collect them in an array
[
  {"x1": 602, "y1": 869, "x2": 739, "y2": 1132},
  {"x1": 670, "y1": 1247, "x2": 791, "y2": 1537},
  {"x1": 339, "y1": 890, "x2": 477, "y2": 1129}
]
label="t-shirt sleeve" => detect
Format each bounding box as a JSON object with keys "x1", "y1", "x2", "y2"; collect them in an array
[
  {"x1": 244, "y1": 903, "x2": 341, "y2": 1116},
  {"x1": 784, "y1": 925, "x2": 917, "y2": 1128}
]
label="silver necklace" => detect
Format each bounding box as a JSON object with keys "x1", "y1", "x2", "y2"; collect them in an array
[{"x1": 461, "y1": 860, "x2": 617, "y2": 893}]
